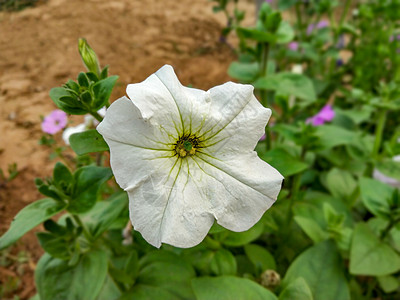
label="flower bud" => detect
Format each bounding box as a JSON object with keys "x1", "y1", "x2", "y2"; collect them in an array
[
  {"x1": 260, "y1": 269, "x2": 281, "y2": 289},
  {"x1": 78, "y1": 38, "x2": 101, "y2": 77}
]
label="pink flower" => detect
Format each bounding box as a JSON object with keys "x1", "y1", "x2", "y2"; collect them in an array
[
  {"x1": 288, "y1": 41, "x2": 299, "y2": 51},
  {"x1": 389, "y1": 34, "x2": 400, "y2": 42},
  {"x1": 307, "y1": 20, "x2": 329, "y2": 35},
  {"x1": 306, "y1": 104, "x2": 335, "y2": 126},
  {"x1": 41, "y1": 109, "x2": 68, "y2": 134}
]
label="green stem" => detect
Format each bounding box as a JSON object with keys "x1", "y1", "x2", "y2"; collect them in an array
[
  {"x1": 259, "y1": 42, "x2": 270, "y2": 107},
  {"x1": 295, "y1": 3, "x2": 303, "y2": 39},
  {"x1": 339, "y1": 0, "x2": 352, "y2": 29},
  {"x1": 90, "y1": 111, "x2": 103, "y2": 122},
  {"x1": 265, "y1": 127, "x2": 271, "y2": 151},
  {"x1": 286, "y1": 148, "x2": 307, "y2": 224},
  {"x1": 260, "y1": 42, "x2": 270, "y2": 77},
  {"x1": 73, "y1": 214, "x2": 93, "y2": 242},
  {"x1": 51, "y1": 143, "x2": 74, "y2": 170},
  {"x1": 328, "y1": 10, "x2": 337, "y2": 40},
  {"x1": 372, "y1": 109, "x2": 387, "y2": 159}
]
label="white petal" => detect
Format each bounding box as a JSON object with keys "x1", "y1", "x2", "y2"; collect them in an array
[
  {"x1": 97, "y1": 96, "x2": 175, "y2": 188},
  {"x1": 126, "y1": 65, "x2": 189, "y2": 137},
  {"x1": 199, "y1": 82, "x2": 270, "y2": 154},
  {"x1": 193, "y1": 151, "x2": 283, "y2": 231},
  {"x1": 128, "y1": 157, "x2": 214, "y2": 248},
  {"x1": 97, "y1": 96, "x2": 173, "y2": 149}
]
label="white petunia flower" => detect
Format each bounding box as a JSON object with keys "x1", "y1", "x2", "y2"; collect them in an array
[{"x1": 97, "y1": 65, "x2": 283, "y2": 248}]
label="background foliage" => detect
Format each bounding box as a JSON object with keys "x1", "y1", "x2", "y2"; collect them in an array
[{"x1": 2, "y1": 0, "x2": 400, "y2": 299}]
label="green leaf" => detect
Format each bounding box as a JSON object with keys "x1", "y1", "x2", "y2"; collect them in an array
[
  {"x1": 350, "y1": 223, "x2": 400, "y2": 276},
  {"x1": 121, "y1": 285, "x2": 179, "y2": 300},
  {"x1": 278, "y1": 0, "x2": 297, "y2": 10},
  {"x1": 335, "y1": 107, "x2": 373, "y2": 125},
  {"x1": 254, "y1": 73, "x2": 316, "y2": 102},
  {"x1": 237, "y1": 27, "x2": 276, "y2": 43},
  {"x1": 92, "y1": 75, "x2": 118, "y2": 110},
  {"x1": 210, "y1": 248, "x2": 237, "y2": 276},
  {"x1": 182, "y1": 247, "x2": 214, "y2": 275},
  {"x1": 275, "y1": 21, "x2": 295, "y2": 44},
  {"x1": 303, "y1": 191, "x2": 353, "y2": 227},
  {"x1": 228, "y1": 62, "x2": 259, "y2": 83},
  {"x1": 324, "y1": 168, "x2": 357, "y2": 202},
  {"x1": 81, "y1": 192, "x2": 128, "y2": 238},
  {"x1": 192, "y1": 276, "x2": 278, "y2": 300},
  {"x1": 49, "y1": 87, "x2": 87, "y2": 115},
  {"x1": 80, "y1": 90, "x2": 92, "y2": 105},
  {"x1": 375, "y1": 159, "x2": 400, "y2": 181},
  {"x1": 294, "y1": 216, "x2": 329, "y2": 243},
  {"x1": 137, "y1": 250, "x2": 196, "y2": 299},
  {"x1": 68, "y1": 166, "x2": 113, "y2": 214},
  {"x1": 65, "y1": 80, "x2": 80, "y2": 93},
  {"x1": 69, "y1": 129, "x2": 109, "y2": 155},
  {"x1": 100, "y1": 66, "x2": 109, "y2": 80},
  {"x1": 314, "y1": 125, "x2": 358, "y2": 150},
  {"x1": 359, "y1": 177, "x2": 393, "y2": 219},
  {"x1": 125, "y1": 251, "x2": 140, "y2": 280},
  {"x1": 36, "y1": 232, "x2": 72, "y2": 260},
  {"x1": 0, "y1": 198, "x2": 66, "y2": 250},
  {"x1": 283, "y1": 240, "x2": 350, "y2": 300},
  {"x1": 261, "y1": 148, "x2": 309, "y2": 177},
  {"x1": 235, "y1": 255, "x2": 256, "y2": 276},
  {"x1": 244, "y1": 244, "x2": 276, "y2": 272},
  {"x1": 53, "y1": 162, "x2": 73, "y2": 188},
  {"x1": 209, "y1": 222, "x2": 226, "y2": 234},
  {"x1": 95, "y1": 275, "x2": 121, "y2": 300},
  {"x1": 77, "y1": 72, "x2": 89, "y2": 87},
  {"x1": 279, "y1": 277, "x2": 313, "y2": 300},
  {"x1": 35, "y1": 250, "x2": 108, "y2": 300},
  {"x1": 219, "y1": 219, "x2": 264, "y2": 247},
  {"x1": 377, "y1": 275, "x2": 399, "y2": 293}
]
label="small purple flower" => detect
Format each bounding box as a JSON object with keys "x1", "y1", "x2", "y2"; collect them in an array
[
  {"x1": 336, "y1": 34, "x2": 345, "y2": 49},
  {"x1": 287, "y1": 41, "x2": 299, "y2": 51},
  {"x1": 336, "y1": 59, "x2": 344, "y2": 67},
  {"x1": 306, "y1": 104, "x2": 335, "y2": 126},
  {"x1": 307, "y1": 20, "x2": 329, "y2": 35},
  {"x1": 41, "y1": 109, "x2": 68, "y2": 134},
  {"x1": 389, "y1": 34, "x2": 400, "y2": 42},
  {"x1": 259, "y1": 133, "x2": 266, "y2": 141}
]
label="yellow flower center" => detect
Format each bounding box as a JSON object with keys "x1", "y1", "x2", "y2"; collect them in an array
[{"x1": 175, "y1": 135, "x2": 199, "y2": 158}]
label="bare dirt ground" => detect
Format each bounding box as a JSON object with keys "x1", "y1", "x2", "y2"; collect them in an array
[{"x1": 0, "y1": 0, "x2": 256, "y2": 298}]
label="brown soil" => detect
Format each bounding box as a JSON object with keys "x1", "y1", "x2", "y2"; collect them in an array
[{"x1": 0, "y1": 0, "x2": 256, "y2": 298}]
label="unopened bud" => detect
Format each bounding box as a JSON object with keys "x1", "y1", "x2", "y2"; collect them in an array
[
  {"x1": 260, "y1": 269, "x2": 281, "y2": 289},
  {"x1": 78, "y1": 38, "x2": 101, "y2": 77}
]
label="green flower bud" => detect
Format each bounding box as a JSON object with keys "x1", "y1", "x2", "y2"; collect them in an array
[{"x1": 78, "y1": 38, "x2": 101, "y2": 77}]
